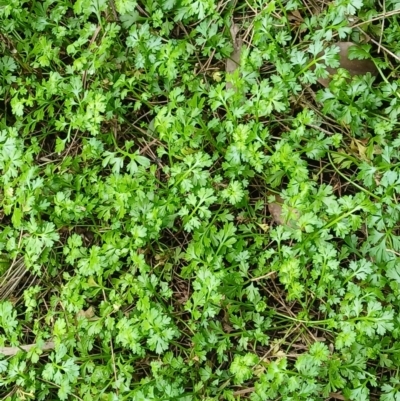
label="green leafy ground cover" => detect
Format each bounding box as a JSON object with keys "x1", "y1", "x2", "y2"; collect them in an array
[{"x1": 1, "y1": 0, "x2": 400, "y2": 400}]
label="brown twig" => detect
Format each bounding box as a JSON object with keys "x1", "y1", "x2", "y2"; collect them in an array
[
  {"x1": 0, "y1": 341, "x2": 54, "y2": 356},
  {"x1": 361, "y1": 30, "x2": 400, "y2": 63}
]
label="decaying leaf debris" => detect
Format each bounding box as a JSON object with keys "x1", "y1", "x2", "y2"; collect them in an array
[
  {"x1": 0, "y1": 341, "x2": 54, "y2": 356},
  {"x1": 317, "y1": 42, "x2": 378, "y2": 87},
  {"x1": 226, "y1": 22, "x2": 242, "y2": 91},
  {"x1": 268, "y1": 194, "x2": 300, "y2": 227}
]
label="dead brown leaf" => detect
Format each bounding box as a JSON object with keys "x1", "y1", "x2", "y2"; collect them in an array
[
  {"x1": 268, "y1": 194, "x2": 300, "y2": 228},
  {"x1": 222, "y1": 321, "x2": 233, "y2": 333},
  {"x1": 233, "y1": 387, "x2": 255, "y2": 396},
  {"x1": 329, "y1": 393, "x2": 346, "y2": 400},
  {"x1": 76, "y1": 306, "x2": 95, "y2": 319},
  {"x1": 288, "y1": 9, "x2": 304, "y2": 27},
  {"x1": 226, "y1": 22, "x2": 242, "y2": 91},
  {"x1": 317, "y1": 42, "x2": 378, "y2": 87},
  {"x1": 288, "y1": 9, "x2": 303, "y2": 21},
  {"x1": 350, "y1": 138, "x2": 369, "y2": 161},
  {"x1": 268, "y1": 201, "x2": 285, "y2": 224}
]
